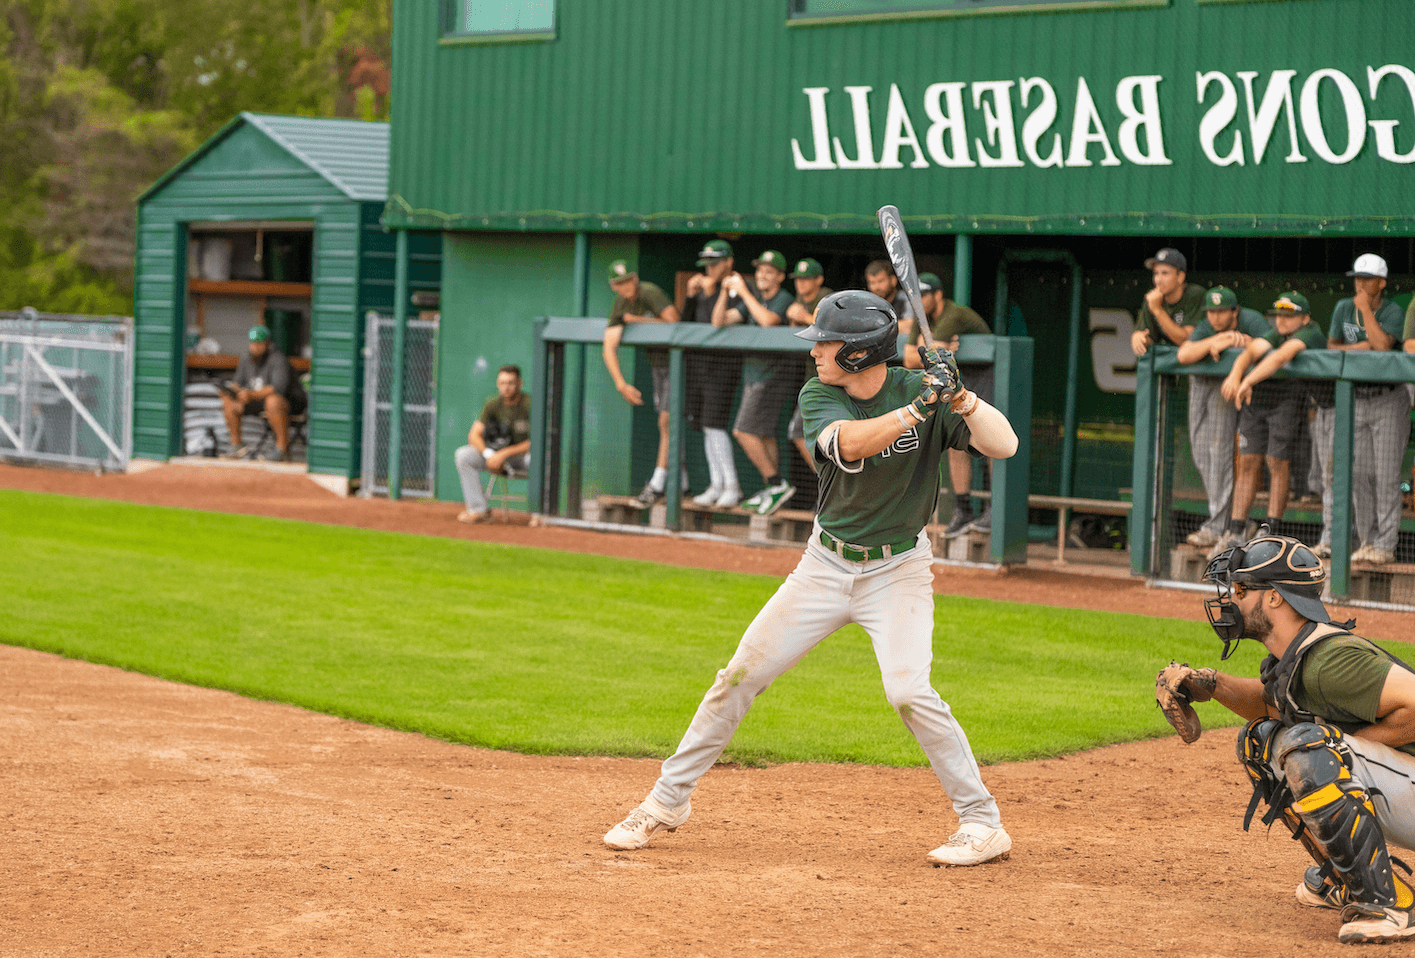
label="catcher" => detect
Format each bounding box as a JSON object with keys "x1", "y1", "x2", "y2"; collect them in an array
[{"x1": 1156, "y1": 529, "x2": 1415, "y2": 944}]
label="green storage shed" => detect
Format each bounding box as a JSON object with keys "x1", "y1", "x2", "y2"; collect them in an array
[{"x1": 133, "y1": 112, "x2": 440, "y2": 491}]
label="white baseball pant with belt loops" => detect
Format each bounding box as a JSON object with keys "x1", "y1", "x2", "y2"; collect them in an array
[{"x1": 646, "y1": 522, "x2": 1002, "y2": 828}]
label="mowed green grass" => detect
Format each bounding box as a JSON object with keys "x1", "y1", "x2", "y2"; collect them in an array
[{"x1": 0, "y1": 489, "x2": 1254, "y2": 766}]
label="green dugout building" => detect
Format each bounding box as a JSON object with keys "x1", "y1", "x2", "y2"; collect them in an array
[
  {"x1": 382, "y1": 0, "x2": 1413, "y2": 534},
  {"x1": 134, "y1": 113, "x2": 440, "y2": 492}
]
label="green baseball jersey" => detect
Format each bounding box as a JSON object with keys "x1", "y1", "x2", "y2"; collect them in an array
[
  {"x1": 909, "y1": 300, "x2": 990, "y2": 348},
  {"x1": 1329, "y1": 297, "x2": 1404, "y2": 347},
  {"x1": 1189, "y1": 308, "x2": 1269, "y2": 341},
  {"x1": 1404, "y1": 298, "x2": 1415, "y2": 343},
  {"x1": 479, "y1": 392, "x2": 531, "y2": 449},
  {"x1": 1294, "y1": 636, "x2": 1414, "y2": 757},
  {"x1": 608, "y1": 281, "x2": 673, "y2": 366},
  {"x1": 799, "y1": 366, "x2": 975, "y2": 546},
  {"x1": 1135, "y1": 283, "x2": 1206, "y2": 342}
]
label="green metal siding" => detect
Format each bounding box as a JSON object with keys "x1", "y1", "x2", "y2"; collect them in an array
[
  {"x1": 389, "y1": 0, "x2": 1415, "y2": 236},
  {"x1": 134, "y1": 119, "x2": 401, "y2": 476}
]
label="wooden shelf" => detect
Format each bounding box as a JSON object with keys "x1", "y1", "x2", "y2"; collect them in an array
[
  {"x1": 187, "y1": 354, "x2": 311, "y2": 373},
  {"x1": 189, "y1": 279, "x2": 312, "y2": 298}
]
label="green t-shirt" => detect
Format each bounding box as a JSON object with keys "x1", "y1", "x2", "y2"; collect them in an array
[
  {"x1": 479, "y1": 393, "x2": 532, "y2": 449},
  {"x1": 1250, "y1": 320, "x2": 1326, "y2": 405},
  {"x1": 1328, "y1": 297, "x2": 1405, "y2": 348},
  {"x1": 737, "y1": 283, "x2": 798, "y2": 385},
  {"x1": 910, "y1": 300, "x2": 990, "y2": 348},
  {"x1": 1189, "y1": 308, "x2": 1269, "y2": 342},
  {"x1": 1135, "y1": 283, "x2": 1207, "y2": 343},
  {"x1": 608, "y1": 281, "x2": 673, "y2": 366},
  {"x1": 1404, "y1": 298, "x2": 1415, "y2": 343},
  {"x1": 794, "y1": 286, "x2": 834, "y2": 319},
  {"x1": 1292, "y1": 635, "x2": 1412, "y2": 756},
  {"x1": 799, "y1": 367, "x2": 975, "y2": 546}
]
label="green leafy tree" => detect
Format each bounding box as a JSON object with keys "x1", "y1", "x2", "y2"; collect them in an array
[{"x1": 0, "y1": 0, "x2": 391, "y2": 314}]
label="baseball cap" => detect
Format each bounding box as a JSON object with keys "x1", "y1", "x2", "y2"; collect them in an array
[
  {"x1": 696, "y1": 239, "x2": 733, "y2": 266},
  {"x1": 1347, "y1": 253, "x2": 1388, "y2": 278},
  {"x1": 1204, "y1": 286, "x2": 1238, "y2": 310},
  {"x1": 248, "y1": 326, "x2": 270, "y2": 342},
  {"x1": 789, "y1": 257, "x2": 823, "y2": 279},
  {"x1": 607, "y1": 259, "x2": 636, "y2": 284},
  {"x1": 1267, "y1": 291, "x2": 1311, "y2": 316},
  {"x1": 753, "y1": 250, "x2": 787, "y2": 271},
  {"x1": 918, "y1": 272, "x2": 944, "y2": 293},
  {"x1": 1145, "y1": 248, "x2": 1187, "y2": 272}
]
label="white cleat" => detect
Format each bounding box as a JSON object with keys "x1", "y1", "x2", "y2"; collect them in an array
[
  {"x1": 692, "y1": 487, "x2": 722, "y2": 506},
  {"x1": 1338, "y1": 904, "x2": 1415, "y2": 944},
  {"x1": 713, "y1": 487, "x2": 742, "y2": 509},
  {"x1": 603, "y1": 801, "x2": 691, "y2": 850},
  {"x1": 926, "y1": 822, "x2": 1012, "y2": 866}
]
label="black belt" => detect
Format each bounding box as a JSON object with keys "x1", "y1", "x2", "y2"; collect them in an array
[{"x1": 818, "y1": 530, "x2": 918, "y2": 562}]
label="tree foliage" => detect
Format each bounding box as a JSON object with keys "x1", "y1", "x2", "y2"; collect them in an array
[{"x1": 0, "y1": 0, "x2": 391, "y2": 313}]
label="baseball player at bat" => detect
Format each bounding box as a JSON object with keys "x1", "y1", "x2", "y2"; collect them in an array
[
  {"x1": 1155, "y1": 529, "x2": 1415, "y2": 944},
  {"x1": 605, "y1": 289, "x2": 1019, "y2": 865}
]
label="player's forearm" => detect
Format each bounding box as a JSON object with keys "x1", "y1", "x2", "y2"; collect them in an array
[
  {"x1": 1177, "y1": 336, "x2": 1222, "y2": 364},
  {"x1": 601, "y1": 342, "x2": 628, "y2": 387},
  {"x1": 1352, "y1": 709, "x2": 1415, "y2": 749},
  {"x1": 500, "y1": 439, "x2": 531, "y2": 458},
  {"x1": 1212, "y1": 674, "x2": 1270, "y2": 721},
  {"x1": 962, "y1": 398, "x2": 1017, "y2": 459},
  {"x1": 836, "y1": 410, "x2": 921, "y2": 461}
]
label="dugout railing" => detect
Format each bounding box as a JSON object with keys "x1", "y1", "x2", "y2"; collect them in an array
[
  {"x1": 530, "y1": 317, "x2": 1034, "y2": 565},
  {"x1": 1132, "y1": 346, "x2": 1415, "y2": 610}
]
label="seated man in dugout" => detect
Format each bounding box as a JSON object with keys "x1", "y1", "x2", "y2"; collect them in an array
[
  {"x1": 1175, "y1": 286, "x2": 1269, "y2": 550},
  {"x1": 863, "y1": 258, "x2": 918, "y2": 339},
  {"x1": 453, "y1": 365, "x2": 531, "y2": 524},
  {"x1": 220, "y1": 325, "x2": 307, "y2": 462},
  {"x1": 783, "y1": 256, "x2": 833, "y2": 477},
  {"x1": 1215, "y1": 292, "x2": 1326, "y2": 559}
]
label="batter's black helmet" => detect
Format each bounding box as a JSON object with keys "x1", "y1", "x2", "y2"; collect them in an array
[{"x1": 793, "y1": 290, "x2": 898, "y2": 373}]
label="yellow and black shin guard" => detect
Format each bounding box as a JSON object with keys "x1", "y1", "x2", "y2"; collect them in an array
[{"x1": 1281, "y1": 723, "x2": 1413, "y2": 909}]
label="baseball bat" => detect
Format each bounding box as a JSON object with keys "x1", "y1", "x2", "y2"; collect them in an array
[{"x1": 876, "y1": 205, "x2": 933, "y2": 351}]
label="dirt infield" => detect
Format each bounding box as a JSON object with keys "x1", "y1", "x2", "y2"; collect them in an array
[{"x1": 2, "y1": 462, "x2": 1411, "y2": 955}]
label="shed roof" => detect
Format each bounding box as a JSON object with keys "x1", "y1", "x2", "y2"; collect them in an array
[{"x1": 139, "y1": 112, "x2": 389, "y2": 205}]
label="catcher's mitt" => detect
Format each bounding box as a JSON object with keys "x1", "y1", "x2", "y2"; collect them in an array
[{"x1": 1155, "y1": 661, "x2": 1218, "y2": 744}]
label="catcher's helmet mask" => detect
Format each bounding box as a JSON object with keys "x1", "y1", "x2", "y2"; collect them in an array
[
  {"x1": 793, "y1": 290, "x2": 899, "y2": 374},
  {"x1": 1201, "y1": 526, "x2": 1351, "y2": 659}
]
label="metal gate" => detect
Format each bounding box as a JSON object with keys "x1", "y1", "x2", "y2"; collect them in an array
[
  {"x1": 360, "y1": 310, "x2": 438, "y2": 498},
  {"x1": 0, "y1": 310, "x2": 133, "y2": 472}
]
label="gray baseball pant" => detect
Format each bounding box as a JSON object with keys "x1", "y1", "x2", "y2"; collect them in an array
[
  {"x1": 1310, "y1": 405, "x2": 1335, "y2": 548},
  {"x1": 647, "y1": 525, "x2": 1002, "y2": 828},
  {"x1": 1352, "y1": 385, "x2": 1412, "y2": 553},
  {"x1": 453, "y1": 445, "x2": 530, "y2": 512},
  {"x1": 1188, "y1": 377, "x2": 1239, "y2": 538}
]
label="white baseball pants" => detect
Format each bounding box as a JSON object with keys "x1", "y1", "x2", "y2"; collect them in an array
[{"x1": 647, "y1": 524, "x2": 1002, "y2": 828}]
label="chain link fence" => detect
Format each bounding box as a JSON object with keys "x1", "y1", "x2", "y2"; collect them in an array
[
  {"x1": 361, "y1": 310, "x2": 438, "y2": 498},
  {"x1": 0, "y1": 309, "x2": 133, "y2": 472},
  {"x1": 1147, "y1": 361, "x2": 1415, "y2": 612}
]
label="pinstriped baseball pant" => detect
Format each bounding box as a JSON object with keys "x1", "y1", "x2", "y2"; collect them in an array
[
  {"x1": 1188, "y1": 377, "x2": 1239, "y2": 538},
  {"x1": 648, "y1": 524, "x2": 1002, "y2": 828},
  {"x1": 1352, "y1": 384, "x2": 1412, "y2": 553}
]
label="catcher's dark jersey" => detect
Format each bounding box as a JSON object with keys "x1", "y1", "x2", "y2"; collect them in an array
[
  {"x1": 1287, "y1": 637, "x2": 1415, "y2": 757},
  {"x1": 799, "y1": 366, "x2": 975, "y2": 546}
]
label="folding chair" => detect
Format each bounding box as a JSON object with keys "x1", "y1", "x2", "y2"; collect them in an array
[{"x1": 484, "y1": 464, "x2": 528, "y2": 521}]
